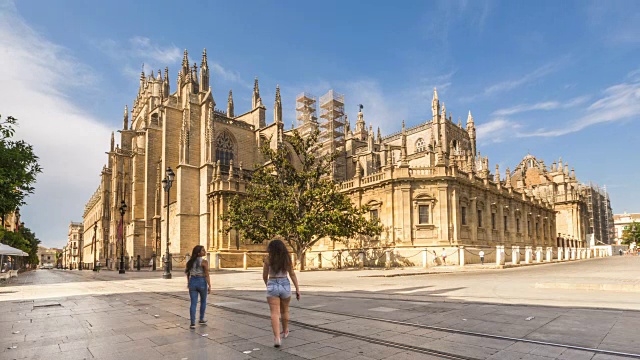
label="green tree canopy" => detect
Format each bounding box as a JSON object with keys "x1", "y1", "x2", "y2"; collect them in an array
[
  {"x1": 621, "y1": 221, "x2": 640, "y2": 246},
  {"x1": 223, "y1": 129, "x2": 382, "y2": 269},
  {"x1": 0, "y1": 115, "x2": 42, "y2": 218}
]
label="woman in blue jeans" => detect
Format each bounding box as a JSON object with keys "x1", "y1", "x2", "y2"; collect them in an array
[
  {"x1": 263, "y1": 239, "x2": 300, "y2": 348},
  {"x1": 185, "y1": 245, "x2": 211, "y2": 329}
]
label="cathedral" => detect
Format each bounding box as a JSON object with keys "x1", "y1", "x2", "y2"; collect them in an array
[{"x1": 77, "y1": 48, "x2": 571, "y2": 270}]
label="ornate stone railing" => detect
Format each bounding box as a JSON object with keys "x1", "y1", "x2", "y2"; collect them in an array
[
  {"x1": 340, "y1": 180, "x2": 355, "y2": 190},
  {"x1": 362, "y1": 172, "x2": 385, "y2": 185},
  {"x1": 408, "y1": 167, "x2": 436, "y2": 176}
]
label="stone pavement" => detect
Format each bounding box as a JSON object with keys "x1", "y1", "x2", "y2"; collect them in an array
[{"x1": 0, "y1": 257, "x2": 639, "y2": 360}]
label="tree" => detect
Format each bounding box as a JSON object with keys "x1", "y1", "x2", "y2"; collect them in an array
[
  {"x1": 0, "y1": 225, "x2": 41, "y2": 266},
  {"x1": 0, "y1": 115, "x2": 42, "y2": 221},
  {"x1": 622, "y1": 221, "x2": 640, "y2": 246},
  {"x1": 223, "y1": 129, "x2": 382, "y2": 270}
]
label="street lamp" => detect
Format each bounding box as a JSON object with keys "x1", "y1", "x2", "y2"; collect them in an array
[
  {"x1": 162, "y1": 167, "x2": 175, "y2": 279},
  {"x1": 119, "y1": 200, "x2": 127, "y2": 274},
  {"x1": 92, "y1": 221, "x2": 98, "y2": 271}
]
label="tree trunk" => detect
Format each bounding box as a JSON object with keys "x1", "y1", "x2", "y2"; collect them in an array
[{"x1": 297, "y1": 250, "x2": 306, "y2": 271}]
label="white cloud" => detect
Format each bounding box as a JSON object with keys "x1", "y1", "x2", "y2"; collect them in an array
[
  {"x1": 523, "y1": 80, "x2": 640, "y2": 137},
  {"x1": 210, "y1": 62, "x2": 251, "y2": 89},
  {"x1": 492, "y1": 96, "x2": 589, "y2": 116},
  {"x1": 0, "y1": 1, "x2": 111, "y2": 247},
  {"x1": 484, "y1": 61, "x2": 561, "y2": 96},
  {"x1": 97, "y1": 36, "x2": 182, "y2": 79},
  {"x1": 476, "y1": 118, "x2": 522, "y2": 144}
]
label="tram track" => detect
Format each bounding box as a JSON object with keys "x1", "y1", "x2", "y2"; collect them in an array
[{"x1": 204, "y1": 292, "x2": 640, "y2": 359}]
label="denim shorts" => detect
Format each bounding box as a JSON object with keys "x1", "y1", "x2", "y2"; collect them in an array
[{"x1": 266, "y1": 278, "x2": 291, "y2": 299}]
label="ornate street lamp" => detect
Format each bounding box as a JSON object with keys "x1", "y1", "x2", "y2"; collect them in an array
[
  {"x1": 119, "y1": 200, "x2": 127, "y2": 274},
  {"x1": 92, "y1": 221, "x2": 98, "y2": 271},
  {"x1": 161, "y1": 167, "x2": 175, "y2": 279}
]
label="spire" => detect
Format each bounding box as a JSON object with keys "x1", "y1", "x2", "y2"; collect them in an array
[
  {"x1": 466, "y1": 111, "x2": 474, "y2": 128},
  {"x1": 458, "y1": 117, "x2": 462, "y2": 128},
  {"x1": 227, "y1": 89, "x2": 234, "y2": 117},
  {"x1": 110, "y1": 132, "x2": 115, "y2": 152},
  {"x1": 199, "y1": 48, "x2": 209, "y2": 91},
  {"x1": 505, "y1": 167, "x2": 512, "y2": 187},
  {"x1": 274, "y1": 85, "x2": 282, "y2": 124},
  {"x1": 252, "y1": 77, "x2": 260, "y2": 108},
  {"x1": 377, "y1": 127, "x2": 382, "y2": 143},
  {"x1": 181, "y1": 49, "x2": 189, "y2": 70},
  {"x1": 401, "y1": 120, "x2": 407, "y2": 163},
  {"x1": 495, "y1": 164, "x2": 500, "y2": 183},
  {"x1": 123, "y1": 105, "x2": 129, "y2": 130},
  {"x1": 139, "y1": 64, "x2": 145, "y2": 91},
  {"x1": 432, "y1": 88, "x2": 440, "y2": 119},
  {"x1": 163, "y1": 67, "x2": 170, "y2": 96},
  {"x1": 402, "y1": 119, "x2": 406, "y2": 132},
  {"x1": 345, "y1": 114, "x2": 350, "y2": 134}
]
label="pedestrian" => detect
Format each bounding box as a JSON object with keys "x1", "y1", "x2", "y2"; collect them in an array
[
  {"x1": 432, "y1": 250, "x2": 438, "y2": 265},
  {"x1": 619, "y1": 249, "x2": 623, "y2": 256},
  {"x1": 185, "y1": 245, "x2": 211, "y2": 329},
  {"x1": 263, "y1": 239, "x2": 300, "y2": 348},
  {"x1": 479, "y1": 250, "x2": 485, "y2": 265},
  {"x1": 148, "y1": 258, "x2": 153, "y2": 271},
  {"x1": 441, "y1": 248, "x2": 447, "y2": 265}
]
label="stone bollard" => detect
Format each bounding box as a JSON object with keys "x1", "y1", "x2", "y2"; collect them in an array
[
  {"x1": 214, "y1": 252, "x2": 220, "y2": 270},
  {"x1": 570, "y1": 248, "x2": 576, "y2": 260},
  {"x1": 545, "y1": 247, "x2": 552, "y2": 262},
  {"x1": 422, "y1": 248, "x2": 429, "y2": 269},
  {"x1": 512, "y1": 246, "x2": 520, "y2": 264},
  {"x1": 525, "y1": 246, "x2": 533, "y2": 264},
  {"x1": 587, "y1": 248, "x2": 591, "y2": 259},
  {"x1": 385, "y1": 249, "x2": 391, "y2": 269},
  {"x1": 565, "y1": 247, "x2": 571, "y2": 261},
  {"x1": 557, "y1": 247, "x2": 563, "y2": 261},
  {"x1": 359, "y1": 251, "x2": 365, "y2": 269},
  {"x1": 318, "y1": 253, "x2": 323, "y2": 269},
  {"x1": 535, "y1": 247, "x2": 542, "y2": 263},
  {"x1": 459, "y1": 246, "x2": 465, "y2": 267},
  {"x1": 243, "y1": 253, "x2": 248, "y2": 270}
]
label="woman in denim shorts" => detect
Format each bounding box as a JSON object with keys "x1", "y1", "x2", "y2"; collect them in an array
[
  {"x1": 263, "y1": 239, "x2": 300, "y2": 348},
  {"x1": 185, "y1": 245, "x2": 211, "y2": 329}
]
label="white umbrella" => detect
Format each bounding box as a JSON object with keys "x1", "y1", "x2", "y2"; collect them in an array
[{"x1": 0, "y1": 243, "x2": 29, "y2": 256}]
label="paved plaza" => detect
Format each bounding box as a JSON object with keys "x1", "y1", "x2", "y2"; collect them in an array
[{"x1": 1, "y1": 257, "x2": 639, "y2": 360}]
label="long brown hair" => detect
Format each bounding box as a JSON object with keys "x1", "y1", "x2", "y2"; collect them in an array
[
  {"x1": 185, "y1": 245, "x2": 204, "y2": 274},
  {"x1": 267, "y1": 239, "x2": 291, "y2": 275}
]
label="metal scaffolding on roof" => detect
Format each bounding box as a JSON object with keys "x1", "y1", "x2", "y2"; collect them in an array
[
  {"x1": 296, "y1": 92, "x2": 318, "y2": 137},
  {"x1": 319, "y1": 90, "x2": 346, "y2": 181}
]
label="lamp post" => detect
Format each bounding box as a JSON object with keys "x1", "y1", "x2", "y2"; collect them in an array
[
  {"x1": 119, "y1": 200, "x2": 127, "y2": 274},
  {"x1": 162, "y1": 167, "x2": 175, "y2": 279},
  {"x1": 92, "y1": 221, "x2": 98, "y2": 271}
]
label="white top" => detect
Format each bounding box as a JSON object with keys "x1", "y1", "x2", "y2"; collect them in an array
[{"x1": 479, "y1": 251, "x2": 485, "y2": 256}]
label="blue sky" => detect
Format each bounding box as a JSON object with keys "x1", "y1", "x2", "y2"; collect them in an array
[{"x1": 1, "y1": 0, "x2": 639, "y2": 248}]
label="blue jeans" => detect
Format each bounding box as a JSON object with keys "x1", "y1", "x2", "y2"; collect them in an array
[{"x1": 188, "y1": 276, "x2": 207, "y2": 324}]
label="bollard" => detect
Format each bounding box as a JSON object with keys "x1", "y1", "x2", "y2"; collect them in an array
[
  {"x1": 546, "y1": 247, "x2": 552, "y2": 262},
  {"x1": 570, "y1": 248, "x2": 576, "y2": 260},
  {"x1": 525, "y1": 246, "x2": 532, "y2": 264},
  {"x1": 243, "y1": 252, "x2": 248, "y2": 270},
  {"x1": 512, "y1": 246, "x2": 520, "y2": 264},
  {"x1": 459, "y1": 246, "x2": 465, "y2": 267},
  {"x1": 318, "y1": 253, "x2": 323, "y2": 269},
  {"x1": 422, "y1": 248, "x2": 429, "y2": 269},
  {"x1": 214, "y1": 252, "x2": 220, "y2": 270},
  {"x1": 535, "y1": 247, "x2": 542, "y2": 263},
  {"x1": 557, "y1": 247, "x2": 563, "y2": 261},
  {"x1": 137, "y1": 255, "x2": 141, "y2": 271},
  {"x1": 359, "y1": 251, "x2": 364, "y2": 269},
  {"x1": 495, "y1": 245, "x2": 501, "y2": 265},
  {"x1": 564, "y1": 247, "x2": 570, "y2": 261},
  {"x1": 385, "y1": 249, "x2": 391, "y2": 269},
  {"x1": 587, "y1": 248, "x2": 591, "y2": 259},
  {"x1": 337, "y1": 251, "x2": 342, "y2": 269},
  {"x1": 152, "y1": 254, "x2": 157, "y2": 271}
]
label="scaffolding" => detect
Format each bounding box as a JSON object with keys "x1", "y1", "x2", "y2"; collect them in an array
[
  {"x1": 319, "y1": 90, "x2": 346, "y2": 181},
  {"x1": 295, "y1": 92, "x2": 318, "y2": 137},
  {"x1": 583, "y1": 182, "x2": 614, "y2": 245}
]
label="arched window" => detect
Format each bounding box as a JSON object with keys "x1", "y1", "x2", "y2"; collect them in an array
[
  {"x1": 215, "y1": 132, "x2": 234, "y2": 166},
  {"x1": 452, "y1": 140, "x2": 458, "y2": 150},
  {"x1": 415, "y1": 138, "x2": 425, "y2": 153}
]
